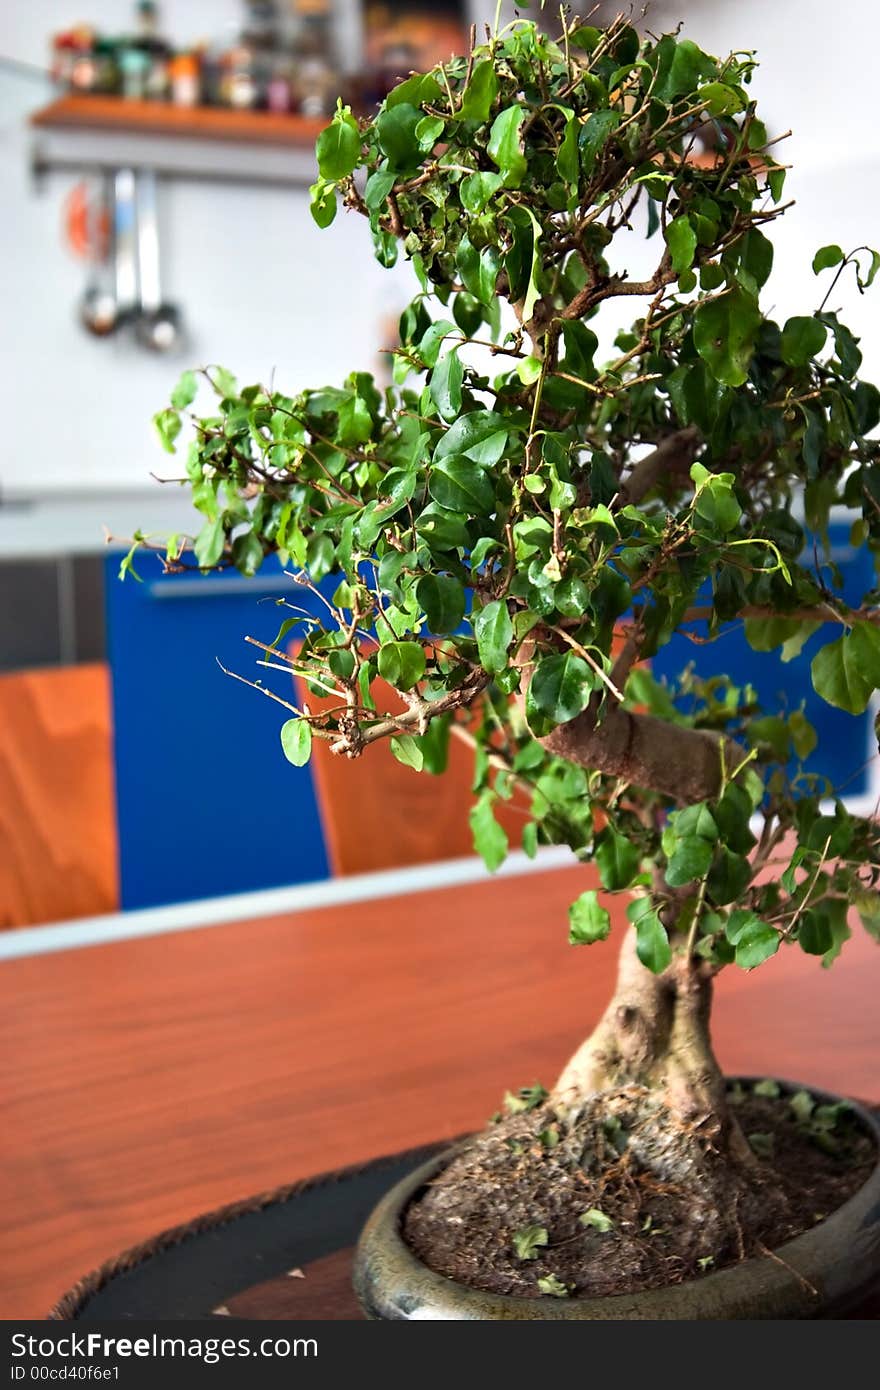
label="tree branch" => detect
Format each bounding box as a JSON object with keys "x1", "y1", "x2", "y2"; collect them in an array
[
  {"x1": 680, "y1": 602, "x2": 880, "y2": 627},
  {"x1": 617, "y1": 426, "x2": 702, "y2": 508},
  {"x1": 536, "y1": 703, "x2": 738, "y2": 804}
]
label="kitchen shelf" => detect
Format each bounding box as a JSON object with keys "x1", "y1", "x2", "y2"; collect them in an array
[
  {"x1": 31, "y1": 95, "x2": 328, "y2": 148},
  {"x1": 29, "y1": 94, "x2": 330, "y2": 188}
]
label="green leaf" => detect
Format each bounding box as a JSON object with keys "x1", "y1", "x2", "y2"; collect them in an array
[
  {"x1": 316, "y1": 108, "x2": 360, "y2": 181},
  {"x1": 857, "y1": 247, "x2": 880, "y2": 290},
  {"x1": 280, "y1": 718, "x2": 312, "y2": 767},
  {"x1": 628, "y1": 899, "x2": 672, "y2": 974},
  {"x1": 674, "y1": 803, "x2": 719, "y2": 842},
  {"x1": 456, "y1": 235, "x2": 502, "y2": 303},
  {"x1": 734, "y1": 227, "x2": 774, "y2": 293},
  {"x1": 693, "y1": 471, "x2": 742, "y2": 533},
  {"x1": 666, "y1": 216, "x2": 697, "y2": 275},
  {"x1": 418, "y1": 318, "x2": 456, "y2": 368},
  {"x1": 231, "y1": 529, "x2": 263, "y2": 577},
  {"x1": 665, "y1": 836, "x2": 713, "y2": 887},
  {"x1": 429, "y1": 458, "x2": 494, "y2": 516},
  {"x1": 470, "y1": 793, "x2": 509, "y2": 872},
  {"x1": 377, "y1": 640, "x2": 426, "y2": 691},
  {"x1": 194, "y1": 516, "x2": 225, "y2": 569},
  {"x1": 745, "y1": 617, "x2": 819, "y2": 659},
  {"x1": 812, "y1": 245, "x2": 844, "y2": 274},
  {"x1": 579, "y1": 1208, "x2": 614, "y2": 1233},
  {"x1": 568, "y1": 890, "x2": 611, "y2": 945},
  {"x1": 556, "y1": 114, "x2": 580, "y2": 186},
  {"x1": 504, "y1": 1082, "x2": 548, "y2": 1114},
  {"x1": 789, "y1": 709, "x2": 817, "y2": 760},
  {"x1": 753, "y1": 1078, "x2": 780, "y2": 1098},
  {"x1": 153, "y1": 407, "x2": 181, "y2": 454},
  {"x1": 747, "y1": 715, "x2": 791, "y2": 762},
  {"x1": 822, "y1": 900, "x2": 852, "y2": 968},
  {"x1": 537, "y1": 1275, "x2": 569, "y2": 1297},
  {"x1": 429, "y1": 349, "x2": 464, "y2": 421},
  {"x1": 460, "y1": 59, "x2": 498, "y2": 123},
  {"x1": 726, "y1": 910, "x2": 780, "y2": 969},
  {"x1": 748, "y1": 1131, "x2": 774, "y2": 1158},
  {"x1": 487, "y1": 106, "x2": 527, "y2": 187},
  {"x1": 390, "y1": 734, "x2": 424, "y2": 772},
  {"x1": 364, "y1": 168, "x2": 397, "y2": 213},
  {"x1": 385, "y1": 71, "x2": 441, "y2": 109},
  {"x1": 459, "y1": 171, "x2": 504, "y2": 214},
  {"x1": 697, "y1": 81, "x2": 745, "y2": 115},
  {"x1": 522, "y1": 821, "x2": 539, "y2": 859},
  {"x1": 780, "y1": 316, "x2": 827, "y2": 367},
  {"x1": 707, "y1": 848, "x2": 751, "y2": 906},
  {"x1": 798, "y1": 910, "x2": 833, "y2": 956},
  {"x1": 693, "y1": 288, "x2": 761, "y2": 387},
  {"x1": 375, "y1": 102, "x2": 423, "y2": 170},
  {"x1": 578, "y1": 109, "x2": 620, "y2": 172},
  {"x1": 309, "y1": 179, "x2": 336, "y2": 228},
  {"x1": 528, "y1": 653, "x2": 595, "y2": 725},
  {"x1": 595, "y1": 826, "x2": 641, "y2": 891},
  {"x1": 811, "y1": 623, "x2": 880, "y2": 715},
  {"x1": 853, "y1": 887, "x2": 880, "y2": 942},
  {"x1": 788, "y1": 1088, "x2": 815, "y2": 1121},
  {"x1": 512, "y1": 1225, "x2": 548, "y2": 1261},
  {"x1": 474, "y1": 599, "x2": 513, "y2": 674},
  {"x1": 767, "y1": 165, "x2": 786, "y2": 201},
  {"x1": 660, "y1": 38, "x2": 714, "y2": 99},
  {"x1": 170, "y1": 370, "x2": 197, "y2": 409},
  {"x1": 417, "y1": 574, "x2": 465, "y2": 634},
  {"x1": 415, "y1": 503, "x2": 469, "y2": 551}
]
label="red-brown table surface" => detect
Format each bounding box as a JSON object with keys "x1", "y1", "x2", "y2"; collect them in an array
[{"x1": 1, "y1": 864, "x2": 877, "y2": 1319}]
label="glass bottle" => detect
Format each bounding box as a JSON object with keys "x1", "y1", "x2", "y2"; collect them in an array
[{"x1": 290, "y1": 0, "x2": 339, "y2": 118}]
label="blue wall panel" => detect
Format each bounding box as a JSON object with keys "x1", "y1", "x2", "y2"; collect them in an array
[{"x1": 106, "y1": 554, "x2": 332, "y2": 910}]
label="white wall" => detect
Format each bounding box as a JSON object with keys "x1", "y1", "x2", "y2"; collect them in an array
[
  {"x1": 0, "y1": 1, "x2": 407, "y2": 495},
  {"x1": 2, "y1": 2, "x2": 878, "y2": 495},
  {"x1": 646, "y1": 0, "x2": 880, "y2": 355}
]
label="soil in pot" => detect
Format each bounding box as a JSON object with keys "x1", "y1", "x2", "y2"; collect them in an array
[{"x1": 403, "y1": 1080, "x2": 875, "y2": 1301}]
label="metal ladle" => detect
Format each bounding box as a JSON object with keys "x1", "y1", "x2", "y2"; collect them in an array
[
  {"x1": 79, "y1": 171, "x2": 120, "y2": 336},
  {"x1": 80, "y1": 167, "x2": 138, "y2": 336},
  {"x1": 134, "y1": 169, "x2": 183, "y2": 353}
]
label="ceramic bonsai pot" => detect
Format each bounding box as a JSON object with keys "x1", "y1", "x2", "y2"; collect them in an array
[{"x1": 353, "y1": 1080, "x2": 880, "y2": 1320}]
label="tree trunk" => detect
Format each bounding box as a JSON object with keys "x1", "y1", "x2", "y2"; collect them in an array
[{"x1": 553, "y1": 925, "x2": 757, "y2": 1169}]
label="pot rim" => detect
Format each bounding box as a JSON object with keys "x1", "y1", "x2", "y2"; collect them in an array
[{"x1": 354, "y1": 1076, "x2": 880, "y2": 1320}]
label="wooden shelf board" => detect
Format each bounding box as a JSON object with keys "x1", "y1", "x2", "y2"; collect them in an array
[{"x1": 31, "y1": 94, "x2": 328, "y2": 148}]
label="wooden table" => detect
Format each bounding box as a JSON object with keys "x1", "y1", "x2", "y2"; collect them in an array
[{"x1": 1, "y1": 864, "x2": 877, "y2": 1320}]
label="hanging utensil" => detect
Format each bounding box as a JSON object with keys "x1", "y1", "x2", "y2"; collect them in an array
[
  {"x1": 79, "y1": 171, "x2": 119, "y2": 336},
  {"x1": 114, "y1": 168, "x2": 139, "y2": 325},
  {"x1": 134, "y1": 169, "x2": 183, "y2": 353}
]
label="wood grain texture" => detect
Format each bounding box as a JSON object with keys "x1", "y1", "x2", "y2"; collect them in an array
[
  {"x1": 0, "y1": 664, "x2": 117, "y2": 929},
  {"x1": 226, "y1": 1250, "x2": 362, "y2": 1321},
  {"x1": 31, "y1": 96, "x2": 327, "y2": 147},
  {"x1": 0, "y1": 864, "x2": 877, "y2": 1319}
]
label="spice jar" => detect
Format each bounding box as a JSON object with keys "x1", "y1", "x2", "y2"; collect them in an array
[
  {"x1": 169, "y1": 52, "x2": 200, "y2": 106},
  {"x1": 119, "y1": 46, "x2": 151, "y2": 100}
]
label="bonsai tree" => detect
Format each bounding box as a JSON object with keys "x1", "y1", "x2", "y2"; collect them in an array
[{"x1": 140, "y1": 11, "x2": 880, "y2": 1289}]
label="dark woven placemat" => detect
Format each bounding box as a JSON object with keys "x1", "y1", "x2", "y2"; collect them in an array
[
  {"x1": 48, "y1": 1139, "x2": 453, "y2": 1321},
  {"x1": 48, "y1": 1125, "x2": 880, "y2": 1321}
]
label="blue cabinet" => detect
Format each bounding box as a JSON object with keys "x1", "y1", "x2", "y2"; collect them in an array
[
  {"x1": 106, "y1": 554, "x2": 332, "y2": 910},
  {"x1": 652, "y1": 522, "x2": 876, "y2": 798}
]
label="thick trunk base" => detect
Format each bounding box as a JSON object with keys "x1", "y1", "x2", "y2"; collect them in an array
[
  {"x1": 552, "y1": 926, "x2": 757, "y2": 1170},
  {"x1": 403, "y1": 929, "x2": 797, "y2": 1298}
]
